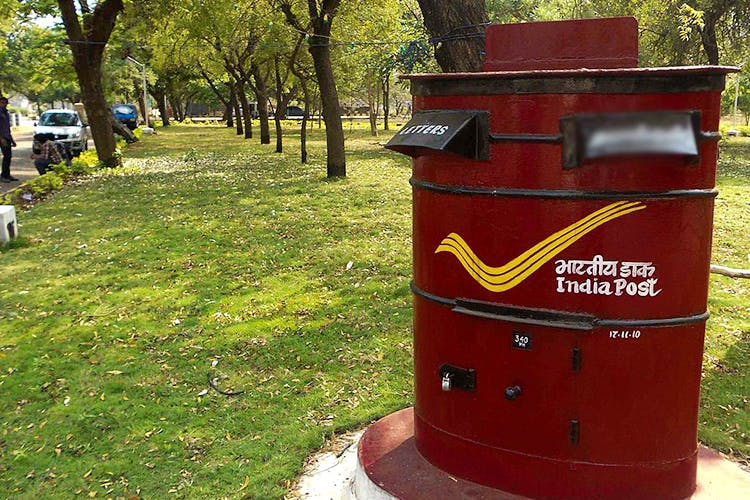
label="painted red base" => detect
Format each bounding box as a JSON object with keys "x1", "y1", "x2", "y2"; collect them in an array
[{"x1": 358, "y1": 408, "x2": 750, "y2": 500}]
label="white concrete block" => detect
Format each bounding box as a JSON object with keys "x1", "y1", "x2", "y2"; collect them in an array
[{"x1": 0, "y1": 205, "x2": 18, "y2": 242}]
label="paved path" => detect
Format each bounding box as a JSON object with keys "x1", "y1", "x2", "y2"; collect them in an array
[
  {"x1": 0, "y1": 127, "x2": 90, "y2": 195},
  {"x1": 1, "y1": 129, "x2": 40, "y2": 194}
]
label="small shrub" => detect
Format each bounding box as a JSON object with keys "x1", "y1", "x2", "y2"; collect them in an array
[
  {"x1": 133, "y1": 127, "x2": 144, "y2": 140},
  {"x1": 182, "y1": 117, "x2": 194, "y2": 125},
  {"x1": 70, "y1": 157, "x2": 96, "y2": 176},
  {"x1": 26, "y1": 172, "x2": 64, "y2": 196},
  {"x1": 51, "y1": 162, "x2": 73, "y2": 181},
  {"x1": 78, "y1": 150, "x2": 99, "y2": 165},
  {"x1": 736, "y1": 125, "x2": 750, "y2": 137}
]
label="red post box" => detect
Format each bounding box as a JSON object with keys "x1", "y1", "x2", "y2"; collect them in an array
[{"x1": 379, "y1": 17, "x2": 737, "y2": 500}]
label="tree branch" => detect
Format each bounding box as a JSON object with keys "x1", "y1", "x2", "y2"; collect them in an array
[
  {"x1": 711, "y1": 264, "x2": 750, "y2": 279},
  {"x1": 90, "y1": 0, "x2": 124, "y2": 43},
  {"x1": 58, "y1": 0, "x2": 84, "y2": 43},
  {"x1": 199, "y1": 66, "x2": 230, "y2": 106},
  {"x1": 279, "y1": 1, "x2": 306, "y2": 33}
]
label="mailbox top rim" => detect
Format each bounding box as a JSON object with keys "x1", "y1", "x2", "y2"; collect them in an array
[{"x1": 400, "y1": 65, "x2": 739, "y2": 81}]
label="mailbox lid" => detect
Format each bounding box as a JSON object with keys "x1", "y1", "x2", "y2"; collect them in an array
[{"x1": 385, "y1": 110, "x2": 489, "y2": 160}]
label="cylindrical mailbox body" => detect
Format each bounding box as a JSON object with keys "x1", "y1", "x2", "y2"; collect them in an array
[{"x1": 391, "y1": 66, "x2": 734, "y2": 499}]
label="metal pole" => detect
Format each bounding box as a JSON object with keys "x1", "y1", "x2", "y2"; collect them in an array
[
  {"x1": 733, "y1": 71, "x2": 740, "y2": 127},
  {"x1": 127, "y1": 56, "x2": 150, "y2": 128},
  {"x1": 142, "y1": 63, "x2": 150, "y2": 128}
]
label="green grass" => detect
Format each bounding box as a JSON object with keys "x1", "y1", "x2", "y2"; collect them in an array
[
  {"x1": 0, "y1": 126, "x2": 748, "y2": 498},
  {"x1": 702, "y1": 136, "x2": 750, "y2": 464},
  {"x1": 0, "y1": 125, "x2": 413, "y2": 498}
]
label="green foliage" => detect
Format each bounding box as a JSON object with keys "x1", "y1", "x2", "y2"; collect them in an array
[
  {"x1": 28, "y1": 170, "x2": 63, "y2": 193},
  {"x1": 678, "y1": 4, "x2": 704, "y2": 41},
  {"x1": 2, "y1": 23, "x2": 79, "y2": 105},
  {"x1": 70, "y1": 157, "x2": 97, "y2": 176},
  {"x1": 51, "y1": 161, "x2": 72, "y2": 180}
]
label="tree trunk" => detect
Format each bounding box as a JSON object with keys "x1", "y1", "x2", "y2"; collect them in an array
[
  {"x1": 382, "y1": 74, "x2": 390, "y2": 131},
  {"x1": 309, "y1": 43, "x2": 346, "y2": 176},
  {"x1": 78, "y1": 64, "x2": 120, "y2": 166},
  {"x1": 232, "y1": 85, "x2": 243, "y2": 135},
  {"x1": 699, "y1": 14, "x2": 721, "y2": 65},
  {"x1": 417, "y1": 0, "x2": 487, "y2": 72},
  {"x1": 135, "y1": 79, "x2": 148, "y2": 127},
  {"x1": 225, "y1": 85, "x2": 234, "y2": 127},
  {"x1": 368, "y1": 87, "x2": 378, "y2": 137},
  {"x1": 157, "y1": 92, "x2": 169, "y2": 126},
  {"x1": 57, "y1": 0, "x2": 126, "y2": 167},
  {"x1": 251, "y1": 64, "x2": 271, "y2": 145},
  {"x1": 236, "y1": 81, "x2": 253, "y2": 139},
  {"x1": 301, "y1": 83, "x2": 310, "y2": 163},
  {"x1": 274, "y1": 57, "x2": 285, "y2": 153},
  {"x1": 168, "y1": 97, "x2": 180, "y2": 121}
]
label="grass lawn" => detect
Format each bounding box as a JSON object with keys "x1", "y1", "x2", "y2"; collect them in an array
[{"x1": 0, "y1": 125, "x2": 748, "y2": 498}]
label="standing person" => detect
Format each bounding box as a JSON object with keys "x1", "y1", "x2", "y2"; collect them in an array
[{"x1": 0, "y1": 96, "x2": 18, "y2": 182}]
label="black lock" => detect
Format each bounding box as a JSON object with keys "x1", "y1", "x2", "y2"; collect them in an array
[
  {"x1": 504, "y1": 385, "x2": 522, "y2": 400},
  {"x1": 439, "y1": 364, "x2": 476, "y2": 392}
]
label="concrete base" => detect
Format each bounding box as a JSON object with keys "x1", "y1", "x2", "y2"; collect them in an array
[
  {"x1": 0, "y1": 205, "x2": 18, "y2": 242},
  {"x1": 355, "y1": 407, "x2": 750, "y2": 500}
]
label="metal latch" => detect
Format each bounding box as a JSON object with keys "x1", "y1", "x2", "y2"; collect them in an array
[
  {"x1": 439, "y1": 364, "x2": 476, "y2": 392},
  {"x1": 504, "y1": 385, "x2": 522, "y2": 400}
]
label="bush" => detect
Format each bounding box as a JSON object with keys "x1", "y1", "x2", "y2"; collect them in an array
[
  {"x1": 27, "y1": 172, "x2": 64, "y2": 196},
  {"x1": 51, "y1": 162, "x2": 73, "y2": 181},
  {"x1": 78, "y1": 150, "x2": 99, "y2": 165},
  {"x1": 736, "y1": 125, "x2": 750, "y2": 137},
  {"x1": 70, "y1": 157, "x2": 96, "y2": 176}
]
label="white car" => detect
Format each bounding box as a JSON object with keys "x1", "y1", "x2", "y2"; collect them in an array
[{"x1": 34, "y1": 109, "x2": 90, "y2": 155}]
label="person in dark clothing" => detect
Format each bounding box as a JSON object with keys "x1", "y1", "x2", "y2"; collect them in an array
[{"x1": 0, "y1": 96, "x2": 18, "y2": 182}]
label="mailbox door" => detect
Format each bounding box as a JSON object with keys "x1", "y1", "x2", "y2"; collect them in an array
[
  {"x1": 414, "y1": 296, "x2": 580, "y2": 461},
  {"x1": 575, "y1": 323, "x2": 704, "y2": 464}
]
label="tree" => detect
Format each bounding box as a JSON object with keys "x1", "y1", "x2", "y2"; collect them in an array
[
  {"x1": 417, "y1": 0, "x2": 487, "y2": 72},
  {"x1": 4, "y1": 24, "x2": 80, "y2": 107},
  {"x1": 679, "y1": 1, "x2": 750, "y2": 65},
  {"x1": 288, "y1": 33, "x2": 315, "y2": 163},
  {"x1": 57, "y1": 0, "x2": 126, "y2": 166},
  {"x1": 280, "y1": 0, "x2": 346, "y2": 177}
]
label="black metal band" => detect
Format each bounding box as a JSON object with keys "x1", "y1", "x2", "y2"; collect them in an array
[
  {"x1": 489, "y1": 133, "x2": 563, "y2": 143},
  {"x1": 487, "y1": 131, "x2": 720, "y2": 144},
  {"x1": 411, "y1": 282, "x2": 709, "y2": 330},
  {"x1": 411, "y1": 74, "x2": 726, "y2": 96},
  {"x1": 410, "y1": 178, "x2": 718, "y2": 200}
]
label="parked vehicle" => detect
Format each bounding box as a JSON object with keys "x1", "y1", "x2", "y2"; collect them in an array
[
  {"x1": 33, "y1": 109, "x2": 89, "y2": 156},
  {"x1": 112, "y1": 104, "x2": 139, "y2": 129},
  {"x1": 286, "y1": 106, "x2": 304, "y2": 118}
]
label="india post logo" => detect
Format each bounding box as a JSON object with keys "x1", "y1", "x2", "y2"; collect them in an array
[{"x1": 435, "y1": 201, "x2": 646, "y2": 293}]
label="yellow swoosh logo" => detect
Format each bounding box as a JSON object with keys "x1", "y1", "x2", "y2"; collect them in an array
[{"x1": 435, "y1": 201, "x2": 646, "y2": 292}]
